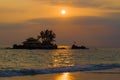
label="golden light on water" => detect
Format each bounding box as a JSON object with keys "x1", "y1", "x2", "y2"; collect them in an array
[
  {"x1": 51, "y1": 50, "x2": 74, "y2": 67},
  {"x1": 60, "y1": 73, "x2": 70, "y2": 80},
  {"x1": 58, "y1": 46, "x2": 70, "y2": 49},
  {"x1": 56, "y1": 73, "x2": 72, "y2": 80}
]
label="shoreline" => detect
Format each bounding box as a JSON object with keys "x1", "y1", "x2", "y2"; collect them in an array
[{"x1": 0, "y1": 71, "x2": 120, "y2": 80}]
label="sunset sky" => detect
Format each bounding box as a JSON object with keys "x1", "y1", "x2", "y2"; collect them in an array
[{"x1": 0, "y1": 0, "x2": 120, "y2": 48}]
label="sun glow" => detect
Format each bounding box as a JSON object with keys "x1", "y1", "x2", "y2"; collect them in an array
[{"x1": 61, "y1": 9, "x2": 66, "y2": 15}]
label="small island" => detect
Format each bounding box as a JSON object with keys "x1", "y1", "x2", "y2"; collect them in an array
[
  {"x1": 12, "y1": 29, "x2": 88, "y2": 50},
  {"x1": 13, "y1": 29, "x2": 57, "y2": 49}
]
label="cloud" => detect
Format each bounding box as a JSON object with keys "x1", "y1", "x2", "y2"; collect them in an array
[
  {"x1": 0, "y1": 23, "x2": 27, "y2": 30},
  {"x1": 33, "y1": 0, "x2": 120, "y2": 10},
  {"x1": 0, "y1": 8, "x2": 25, "y2": 13},
  {"x1": 28, "y1": 13, "x2": 120, "y2": 27}
]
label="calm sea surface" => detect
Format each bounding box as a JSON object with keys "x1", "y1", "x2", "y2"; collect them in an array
[{"x1": 0, "y1": 48, "x2": 120, "y2": 70}]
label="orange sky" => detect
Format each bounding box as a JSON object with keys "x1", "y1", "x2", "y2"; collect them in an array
[
  {"x1": 0, "y1": 0, "x2": 120, "y2": 23},
  {"x1": 0, "y1": 0, "x2": 120, "y2": 47}
]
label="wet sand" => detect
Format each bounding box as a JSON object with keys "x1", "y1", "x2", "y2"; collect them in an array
[{"x1": 0, "y1": 70, "x2": 120, "y2": 80}]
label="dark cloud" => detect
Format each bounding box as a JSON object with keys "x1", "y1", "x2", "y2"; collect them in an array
[
  {"x1": 104, "y1": 12, "x2": 120, "y2": 18},
  {"x1": 0, "y1": 23, "x2": 31, "y2": 30}
]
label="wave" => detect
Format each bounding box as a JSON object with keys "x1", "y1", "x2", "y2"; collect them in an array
[{"x1": 0, "y1": 64, "x2": 120, "y2": 77}]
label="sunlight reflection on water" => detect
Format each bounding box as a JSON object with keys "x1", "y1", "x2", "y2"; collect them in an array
[
  {"x1": 0, "y1": 48, "x2": 120, "y2": 69},
  {"x1": 56, "y1": 72, "x2": 73, "y2": 80},
  {"x1": 51, "y1": 50, "x2": 74, "y2": 67}
]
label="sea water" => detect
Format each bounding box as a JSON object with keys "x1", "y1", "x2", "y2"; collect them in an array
[{"x1": 0, "y1": 48, "x2": 120, "y2": 77}]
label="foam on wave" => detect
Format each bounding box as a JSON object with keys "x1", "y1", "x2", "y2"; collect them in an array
[{"x1": 0, "y1": 64, "x2": 120, "y2": 77}]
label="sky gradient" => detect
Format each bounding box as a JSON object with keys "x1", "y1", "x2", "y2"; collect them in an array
[{"x1": 0, "y1": 0, "x2": 120, "y2": 48}]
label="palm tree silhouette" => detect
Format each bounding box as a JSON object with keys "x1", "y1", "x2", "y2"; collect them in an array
[{"x1": 38, "y1": 29, "x2": 56, "y2": 45}]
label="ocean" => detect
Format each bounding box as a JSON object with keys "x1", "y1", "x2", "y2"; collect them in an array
[{"x1": 0, "y1": 48, "x2": 120, "y2": 77}]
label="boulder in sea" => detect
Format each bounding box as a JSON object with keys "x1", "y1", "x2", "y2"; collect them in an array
[{"x1": 71, "y1": 44, "x2": 89, "y2": 49}]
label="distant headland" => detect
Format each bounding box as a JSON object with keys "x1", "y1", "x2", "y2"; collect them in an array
[{"x1": 12, "y1": 29, "x2": 88, "y2": 49}]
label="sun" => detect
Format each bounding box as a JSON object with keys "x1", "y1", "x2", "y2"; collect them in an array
[{"x1": 61, "y1": 9, "x2": 66, "y2": 15}]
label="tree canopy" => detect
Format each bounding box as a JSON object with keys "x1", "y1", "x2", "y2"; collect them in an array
[{"x1": 38, "y1": 29, "x2": 56, "y2": 45}]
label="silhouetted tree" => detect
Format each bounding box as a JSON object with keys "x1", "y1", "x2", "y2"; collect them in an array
[
  {"x1": 12, "y1": 30, "x2": 57, "y2": 49},
  {"x1": 38, "y1": 29, "x2": 56, "y2": 45}
]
